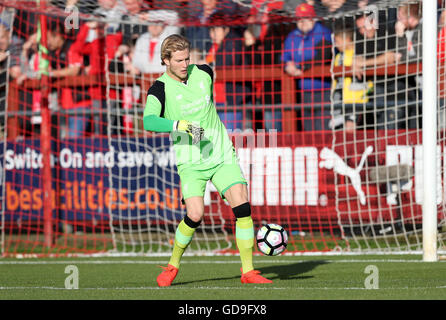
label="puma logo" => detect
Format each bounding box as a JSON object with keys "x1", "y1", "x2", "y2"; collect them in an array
[{"x1": 319, "y1": 146, "x2": 374, "y2": 205}]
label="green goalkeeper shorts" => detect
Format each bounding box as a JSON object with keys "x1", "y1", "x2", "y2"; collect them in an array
[{"x1": 179, "y1": 161, "x2": 247, "y2": 201}]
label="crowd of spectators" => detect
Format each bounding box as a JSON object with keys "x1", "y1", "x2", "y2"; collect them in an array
[{"x1": 0, "y1": 0, "x2": 436, "y2": 138}]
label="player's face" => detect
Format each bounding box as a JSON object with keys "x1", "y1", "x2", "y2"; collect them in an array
[{"x1": 165, "y1": 49, "x2": 190, "y2": 82}]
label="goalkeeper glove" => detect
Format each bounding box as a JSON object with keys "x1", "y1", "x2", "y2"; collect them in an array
[{"x1": 173, "y1": 120, "x2": 204, "y2": 144}]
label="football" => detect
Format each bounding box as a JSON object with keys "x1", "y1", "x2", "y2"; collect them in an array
[{"x1": 256, "y1": 223, "x2": 288, "y2": 256}]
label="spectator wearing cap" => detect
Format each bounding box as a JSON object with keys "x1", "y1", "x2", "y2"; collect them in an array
[
  {"x1": 132, "y1": 10, "x2": 180, "y2": 74},
  {"x1": 282, "y1": 3, "x2": 332, "y2": 130}
]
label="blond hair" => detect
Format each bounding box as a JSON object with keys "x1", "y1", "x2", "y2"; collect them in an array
[{"x1": 160, "y1": 34, "x2": 190, "y2": 65}]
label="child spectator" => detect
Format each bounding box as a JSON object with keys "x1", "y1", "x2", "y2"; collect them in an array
[{"x1": 332, "y1": 28, "x2": 373, "y2": 132}]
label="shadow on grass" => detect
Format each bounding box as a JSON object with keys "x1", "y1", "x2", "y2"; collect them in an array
[
  {"x1": 258, "y1": 260, "x2": 330, "y2": 280},
  {"x1": 173, "y1": 260, "x2": 329, "y2": 286}
]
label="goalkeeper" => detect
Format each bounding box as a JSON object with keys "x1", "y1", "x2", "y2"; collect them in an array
[{"x1": 143, "y1": 34, "x2": 272, "y2": 286}]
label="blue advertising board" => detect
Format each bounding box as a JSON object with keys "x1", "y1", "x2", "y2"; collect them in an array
[{"x1": 0, "y1": 136, "x2": 183, "y2": 224}]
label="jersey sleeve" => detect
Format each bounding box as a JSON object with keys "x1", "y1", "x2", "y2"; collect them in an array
[
  {"x1": 196, "y1": 64, "x2": 214, "y2": 81},
  {"x1": 143, "y1": 80, "x2": 174, "y2": 132},
  {"x1": 144, "y1": 80, "x2": 165, "y2": 115},
  {"x1": 195, "y1": 64, "x2": 214, "y2": 101},
  {"x1": 143, "y1": 114, "x2": 174, "y2": 132}
]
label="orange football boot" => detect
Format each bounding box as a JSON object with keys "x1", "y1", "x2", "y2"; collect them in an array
[
  {"x1": 157, "y1": 264, "x2": 178, "y2": 287},
  {"x1": 240, "y1": 269, "x2": 273, "y2": 284}
]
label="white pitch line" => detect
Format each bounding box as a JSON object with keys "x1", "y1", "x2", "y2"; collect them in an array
[
  {"x1": 0, "y1": 286, "x2": 287, "y2": 290},
  {"x1": 0, "y1": 286, "x2": 445, "y2": 291},
  {"x1": 0, "y1": 259, "x2": 442, "y2": 265}
]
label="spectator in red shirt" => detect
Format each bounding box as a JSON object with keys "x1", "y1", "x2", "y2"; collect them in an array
[
  {"x1": 47, "y1": 20, "x2": 90, "y2": 138},
  {"x1": 69, "y1": 20, "x2": 123, "y2": 135},
  {"x1": 16, "y1": 19, "x2": 85, "y2": 138},
  {"x1": 46, "y1": 20, "x2": 88, "y2": 138}
]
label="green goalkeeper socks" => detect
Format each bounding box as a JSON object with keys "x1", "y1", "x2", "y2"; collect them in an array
[
  {"x1": 169, "y1": 211, "x2": 254, "y2": 274},
  {"x1": 236, "y1": 216, "x2": 255, "y2": 274},
  {"x1": 168, "y1": 218, "x2": 198, "y2": 269}
]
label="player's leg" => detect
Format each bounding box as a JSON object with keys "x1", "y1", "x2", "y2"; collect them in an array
[
  {"x1": 168, "y1": 196, "x2": 204, "y2": 269},
  {"x1": 212, "y1": 164, "x2": 272, "y2": 284},
  {"x1": 157, "y1": 173, "x2": 207, "y2": 287},
  {"x1": 223, "y1": 183, "x2": 254, "y2": 272}
]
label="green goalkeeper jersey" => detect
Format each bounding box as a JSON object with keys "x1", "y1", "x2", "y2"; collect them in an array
[{"x1": 143, "y1": 64, "x2": 236, "y2": 174}]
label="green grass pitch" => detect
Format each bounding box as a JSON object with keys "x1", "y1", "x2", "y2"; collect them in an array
[{"x1": 0, "y1": 255, "x2": 446, "y2": 300}]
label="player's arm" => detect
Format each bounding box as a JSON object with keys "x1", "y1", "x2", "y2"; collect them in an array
[
  {"x1": 143, "y1": 113, "x2": 204, "y2": 144},
  {"x1": 143, "y1": 80, "x2": 172, "y2": 132},
  {"x1": 143, "y1": 103, "x2": 205, "y2": 144}
]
